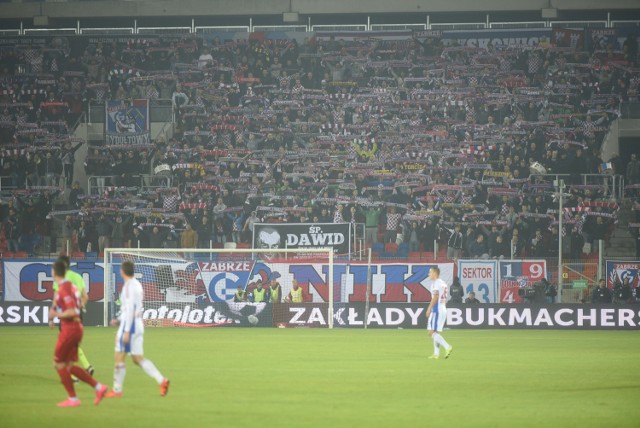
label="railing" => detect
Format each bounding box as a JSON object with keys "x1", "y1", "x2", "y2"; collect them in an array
[
  {"x1": 87, "y1": 176, "x2": 117, "y2": 195},
  {"x1": 253, "y1": 25, "x2": 308, "y2": 32},
  {"x1": 80, "y1": 28, "x2": 134, "y2": 35},
  {"x1": 611, "y1": 20, "x2": 640, "y2": 27},
  {"x1": 88, "y1": 175, "x2": 172, "y2": 195},
  {"x1": 581, "y1": 174, "x2": 624, "y2": 201},
  {"x1": 311, "y1": 24, "x2": 368, "y2": 32},
  {"x1": 23, "y1": 28, "x2": 78, "y2": 35},
  {"x1": 0, "y1": 176, "x2": 20, "y2": 194},
  {"x1": 430, "y1": 22, "x2": 487, "y2": 30},
  {"x1": 489, "y1": 21, "x2": 547, "y2": 29},
  {"x1": 137, "y1": 27, "x2": 192, "y2": 35},
  {"x1": 69, "y1": 111, "x2": 86, "y2": 134},
  {"x1": 195, "y1": 26, "x2": 250, "y2": 33},
  {"x1": 139, "y1": 174, "x2": 172, "y2": 192},
  {"x1": 370, "y1": 24, "x2": 426, "y2": 31},
  {"x1": 7, "y1": 18, "x2": 640, "y2": 35},
  {"x1": 550, "y1": 20, "x2": 607, "y2": 28}
]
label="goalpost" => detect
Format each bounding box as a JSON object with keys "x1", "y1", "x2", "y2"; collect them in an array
[{"x1": 103, "y1": 248, "x2": 335, "y2": 328}]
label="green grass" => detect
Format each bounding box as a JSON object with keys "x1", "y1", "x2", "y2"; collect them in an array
[{"x1": 0, "y1": 328, "x2": 639, "y2": 428}]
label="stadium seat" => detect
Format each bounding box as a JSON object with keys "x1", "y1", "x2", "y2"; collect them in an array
[
  {"x1": 72, "y1": 252, "x2": 85, "y2": 259},
  {"x1": 85, "y1": 252, "x2": 98, "y2": 259},
  {"x1": 236, "y1": 242, "x2": 250, "y2": 249},
  {"x1": 372, "y1": 243, "x2": 384, "y2": 253},
  {"x1": 397, "y1": 243, "x2": 409, "y2": 258},
  {"x1": 408, "y1": 251, "x2": 422, "y2": 260},
  {"x1": 224, "y1": 242, "x2": 237, "y2": 249},
  {"x1": 384, "y1": 243, "x2": 398, "y2": 254}
]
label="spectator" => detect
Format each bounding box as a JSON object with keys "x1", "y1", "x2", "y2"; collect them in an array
[
  {"x1": 384, "y1": 207, "x2": 401, "y2": 243},
  {"x1": 465, "y1": 292, "x2": 481, "y2": 304},
  {"x1": 233, "y1": 285, "x2": 247, "y2": 302},
  {"x1": 449, "y1": 277, "x2": 464, "y2": 304},
  {"x1": 180, "y1": 223, "x2": 198, "y2": 249},
  {"x1": 213, "y1": 218, "x2": 228, "y2": 244},
  {"x1": 613, "y1": 278, "x2": 632, "y2": 304},
  {"x1": 95, "y1": 215, "x2": 112, "y2": 253},
  {"x1": 444, "y1": 223, "x2": 463, "y2": 260},
  {"x1": 269, "y1": 278, "x2": 282, "y2": 303},
  {"x1": 543, "y1": 279, "x2": 557, "y2": 304},
  {"x1": 129, "y1": 226, "x2": 149, "y2": 249},
  {"x1": 364, "y1": 206, "x2": 381, "y2": 244},
  {"x1": 110, "y1": 215, "x2": 129, "y2": 248},
  {"x1": 469, "y1": 234, "x2": 489, "y2": 259},
  {"x1": 626, "y1": 154, "x2": 640, "y2": 185},
  {"x1": 5, "y1": 209, "x2": 21, "y2": 252},
  {"x1": 196, "y1": 216, "x2": 212, "y2": 248},
  {"x1": 243, "y1": 211, "x2": 259, "y2": 243},
  {"x1": 226, "y1": 211, "x2": 245, "y2": 243},
  {"x1": 285, "y1": 279, "x2": 305, "y2": 303},
  {"x1": 251, "y1": 280, "x2": 268, "y2": 303},
  {"x1": 148, "y1": 226, "x2": 166, "y2": 248},
  {"x1": 212, "y1": 198, "x2": 226, "y2": 221},
  {"x1": 591, "y1": 279, "x2": 612, "y2": 304}
]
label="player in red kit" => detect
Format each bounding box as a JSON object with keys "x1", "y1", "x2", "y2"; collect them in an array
[{"x1": 49, "y1": 261, "x2": 108, "y2": 408}]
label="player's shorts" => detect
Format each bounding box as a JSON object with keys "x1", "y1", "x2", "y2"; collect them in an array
[
  {"x1": 115, "y1": 319, "x2": 144, "y2": 355},
  {"x1": 427, "y1": 309, "x2": 446, "y2": 332},
  {"x1": 54, "y1": 324, "x2": 83, "y2": 363}
]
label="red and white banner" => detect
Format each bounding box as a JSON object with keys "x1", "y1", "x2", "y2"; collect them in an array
[{"x1": 498, "y1": 260, "x2": 547, "y2": 303}]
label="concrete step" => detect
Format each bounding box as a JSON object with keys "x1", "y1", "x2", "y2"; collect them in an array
[
  {"x1": 610, "y1": 230, "x2": 633, "y2": 239},
  {"x1": 609, "y1": 241, "x2": 633, "y2": 248},
  {"x1": 604, "y1": 248, "x2": 636, "y2": 258}
]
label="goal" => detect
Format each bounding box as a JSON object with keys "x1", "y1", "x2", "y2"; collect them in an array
[{"x1": 103, "y1": 248, "x2": 335, "y2": 328}]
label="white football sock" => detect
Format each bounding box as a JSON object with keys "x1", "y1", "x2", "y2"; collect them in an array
[
  {"x1": 433, "y1": 333, "x2": 451, "y2": 350},
  {"x1": 432, "y1": 336, "x2": 440, "y2": 355},
  {"x1": 94, "y1": 382, "x2": 103, "y2": 392},
  {"x1": 140, "y1": 359, "x2": 164, "y2": 384},
  {"x1": 113, "y1": 363, "x2": 126, "y2": 393}
]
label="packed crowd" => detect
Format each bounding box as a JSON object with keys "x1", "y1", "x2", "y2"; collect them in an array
[{"x1": 0, "y1": 31, "x2": 638, "y2": 257}]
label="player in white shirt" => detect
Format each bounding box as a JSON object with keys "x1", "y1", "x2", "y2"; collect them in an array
[
  {"x1": 105, "y1": 261, "x2": 170, "y2": 398},
  {"x1": 425, "y1": 266, "x2": 453, "y2": 359}
]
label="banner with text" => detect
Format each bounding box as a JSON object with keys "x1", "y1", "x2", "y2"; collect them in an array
[
  {"x1": 0, "y1": 302, "x2": 103, "y2": 326},
  {"x1": 606, "y1": 260, "x2": 640, "y2": 289},
  {"x1": 105, "y1": 99, "x2": 150, "y2": 145},
  {"x1": 273, "y1": 303, "x2": 640, "y2": 330},
  {"x1": 498, "y1": 260, "x2": 547, "y2": 303},
  {"x1": 252, "y1": 223, "x2": 351, "y2": 254},
  {"x1": 3, "y1": 260, "x2": 106, "y2": 302},
  {"x1": 458, "y1": 260, "x2": 498, "y2": 303},
  {"x1": 2, "y1": 259, "x2": 453, "y2": 305}
]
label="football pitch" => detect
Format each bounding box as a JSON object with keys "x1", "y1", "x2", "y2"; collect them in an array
[{"x1": 1, "y1": 328, "x2": 639, "y2": 428}]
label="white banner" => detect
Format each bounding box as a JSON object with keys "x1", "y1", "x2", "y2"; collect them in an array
[{"x1": 457, "y1": 260, "x2": 499, "y2": 303}]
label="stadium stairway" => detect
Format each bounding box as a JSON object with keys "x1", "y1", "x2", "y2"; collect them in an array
[{"x1": 605, "y1": 198, "x2": 636, "y2": 259}]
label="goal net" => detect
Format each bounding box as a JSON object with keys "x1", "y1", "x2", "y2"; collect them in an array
[{"x1": 103, "y1": 248, "x2": 335, "y2": 328}]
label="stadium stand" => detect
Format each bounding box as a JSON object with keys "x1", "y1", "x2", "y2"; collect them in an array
[{"x1": 0, "y1": 29, "x2": 636, "y2": 259}]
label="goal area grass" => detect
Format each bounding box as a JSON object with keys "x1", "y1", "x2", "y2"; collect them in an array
[{"x1": 1, "y1": 327, "x2": 639, "y2": 428}]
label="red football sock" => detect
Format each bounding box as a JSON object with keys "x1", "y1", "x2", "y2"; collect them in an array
[
  {"x1": 56, "y1": 367, "x2": 76, "y2": 398},
  {"x1": 70, "y1": 366, "x2": 98, "y2": 388}
]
